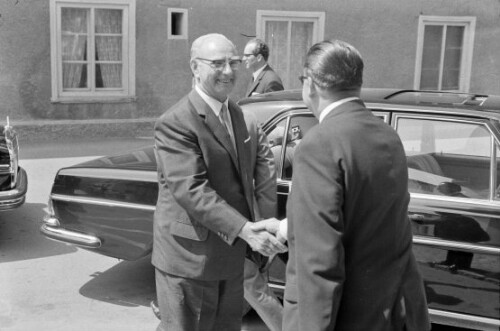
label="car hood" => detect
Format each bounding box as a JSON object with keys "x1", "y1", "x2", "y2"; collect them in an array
[{"x1": 66, "y1": 145, "x2": 157, "y2": 172}]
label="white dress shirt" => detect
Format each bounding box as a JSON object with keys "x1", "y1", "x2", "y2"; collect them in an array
[
  {"x1": 195, "y1": 85, "x2": 230, "y2": 121},
  {"x1": 252, "y1": 64, "x2": 267, "y2": 82},
  {"x1": 319, "y1": 97, "x2": 360, "y2": 123}
]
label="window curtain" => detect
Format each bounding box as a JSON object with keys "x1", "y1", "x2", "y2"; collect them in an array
[
  {"x1": 266, "y1": 21, "x2": 288, "y2": 87},
  {"x1": 265, "y1": 20, "x2": 314, "y2": 89},
  {"x1": 442, "y1": 26, "x2": 463, "y2": 90},
  {"x1": 290, "y1": 22, "x2": 313, "y2": 89},
  {"x1": 95, "y1": 9, "x2": 123, "y2": 88},
  {"x1": 421, "y1": 25, "x2": 443, "y2": 90},
  {"x1": 61, "y1": 8, "x2": 88, "y2": 89}
]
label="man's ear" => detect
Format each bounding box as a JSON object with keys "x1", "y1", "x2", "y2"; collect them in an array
[
  {"x1": 307, "y1": 76, "x2": 318, "y2": 98},
  {"x1": 190, "y1": 59, "x2": 199, "y2": 76}
]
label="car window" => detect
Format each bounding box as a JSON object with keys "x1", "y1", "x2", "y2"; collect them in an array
[
  {"x1": 496, "y1": 144, "x2": 500, "y2": 201},
  {"x1": 266, "y1": 114, "x2": 318, "y2": 180},
  {"x1": 267, "y1": 118, "x2": 288, "y2": 177},
  {"x1": 396, "y1": 117, "x2": 492, "y2": 199},
  {"x1": 282, "y1": 115, "x2": 318, "y2": 180}
]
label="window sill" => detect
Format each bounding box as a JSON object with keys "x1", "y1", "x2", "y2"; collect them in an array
[{"x1": 51, "y1": 96, "x2": 137, "y2": 104}]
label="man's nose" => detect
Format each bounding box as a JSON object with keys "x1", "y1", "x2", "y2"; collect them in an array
[{"x1": 222, "y1": 62, "x2": 233, "y2": 74}]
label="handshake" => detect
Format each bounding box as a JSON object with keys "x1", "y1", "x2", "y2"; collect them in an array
[{"x1": 239, "y1": 218, "x2": 288, "y2": 257}]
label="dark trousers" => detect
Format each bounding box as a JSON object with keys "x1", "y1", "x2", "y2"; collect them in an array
[{"x1": 155, "y1": 268, "x2": 243, "y2": 331}]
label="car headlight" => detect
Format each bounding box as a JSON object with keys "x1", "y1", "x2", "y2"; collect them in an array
[{"x1": 0, "y1": 117, "x2": 19, "y2": 189}]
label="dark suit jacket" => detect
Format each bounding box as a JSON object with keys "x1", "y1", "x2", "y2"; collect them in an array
[
  {"x1": 246, "y1": 64, "x2": 284, "y2": 97},
  {"x1": 152, "y1": 89, "x2": 258, "y2": 281},
  {"x1": 243, "y1": 110, "x2": 277, "y2": 269},
  {"x1": 242, "y1": 110, "x2": 277, "y2": 220},
  {"x1": 283, "y1": 100, "x2": 430, "y2": 331}
]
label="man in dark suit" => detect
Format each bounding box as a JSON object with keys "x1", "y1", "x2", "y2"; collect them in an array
[
  {"x1": 256, "y1": 40, "x2": 430, "y2": 331},
  {"x1": 153, "y1": 33, "x2": 286, "y2": 331},
  {"x1": 243, "y1": 38, "x2": 284, "y2": 97}
]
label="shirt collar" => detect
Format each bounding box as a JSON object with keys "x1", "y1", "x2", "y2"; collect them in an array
[
  {"x1": 252, "y1": 64, "x2": 267, "y2": 81},
  {"x1": 318, "y1": 97, "x2": 360, "y2": 123},
  {"x1": 195, "y1": 85, "x2": 228, "y2": 117}
]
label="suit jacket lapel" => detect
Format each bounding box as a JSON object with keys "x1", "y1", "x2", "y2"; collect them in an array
[
  {"x1": 228, "y1": 99, "x2": 255, "y2": 221},
  {"x1": 189, "y1": 90, "x2": 239, "y2": 168},
  {"x1": 246, "y1": 65, "x2": 268, "y2": 97},
  {"x1": 229, "y1": 99, "x2": 249, "y2": 171}
]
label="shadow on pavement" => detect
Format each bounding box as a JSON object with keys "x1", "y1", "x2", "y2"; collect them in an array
[
  {"x1": 79, "y1": 255, "x2": 156, "y2": 307},
  {"x1": 0, "y1": 202, "x2": 77, "y2": 263},
  {"x1": 79, "y1": 255, "x2": 272, "y2": 330}
]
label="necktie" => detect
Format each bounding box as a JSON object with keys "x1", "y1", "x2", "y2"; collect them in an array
[
  {"x1": 247, "y1": 77, "x2": 255, "y2": 96},
  {"x1": 219, "y1": 104, "x2": 237, "y2": 153}
]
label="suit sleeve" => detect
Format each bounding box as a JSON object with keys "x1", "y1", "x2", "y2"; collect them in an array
[
  {"x1": 250, "y1": 113, "x2": 277, "y2": 219},
  {"x1": 263, "y1": 76, "x2": 284, "y2": 94},
  {"x1": 288, "y1": 134, "x2": 345, "y2": 331},
  {"x1": 154, "y1": 113, "x2": 247, "y2": 244}
]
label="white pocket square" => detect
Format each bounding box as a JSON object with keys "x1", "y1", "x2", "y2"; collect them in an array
[{"x1": 244, "y1": 136, "x2": 251, "y2": 143}]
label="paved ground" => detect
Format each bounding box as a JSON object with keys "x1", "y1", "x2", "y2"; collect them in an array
[{"x1": 0, "y1": 137, "x2": 268, "y2": 331}]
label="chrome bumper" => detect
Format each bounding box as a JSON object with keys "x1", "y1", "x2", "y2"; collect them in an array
[
  {"x1": 40, "y1": 215, "x2": 101, "y2": 248},
  {"x1": 0, "y1": 167, "x2": 27, "y2": 210}
]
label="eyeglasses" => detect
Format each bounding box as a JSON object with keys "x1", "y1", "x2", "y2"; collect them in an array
[
  {"x1": 298, "y1": 75, "x2": 308, "y2": 85},
  {"x1": 242, "y1": 53, "x2": 257, "y2": 58},
  {"x1": 196, "y1": 58, "x2": 242, "y2": 70}
]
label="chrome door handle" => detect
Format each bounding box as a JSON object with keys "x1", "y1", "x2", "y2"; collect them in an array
[
  {"x1": 408, "y1": 213, "x2": 441, "y2": 223},
  {"x1": 409, "y1": 213, "x2": 425, "y2": 221}
]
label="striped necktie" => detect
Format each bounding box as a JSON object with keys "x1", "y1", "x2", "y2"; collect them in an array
[{"x1": 219, "y1": 104, "x2": 237, "y2": 153}]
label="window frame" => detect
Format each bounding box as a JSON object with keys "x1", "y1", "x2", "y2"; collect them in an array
[
  {"x1": 393, "y1": 113, "x2": 498, "y2": 201},
  {"x1": 280, "y1": 113, "x2": 318, "y2": 180},
  {"x1": 256, "y1": 10, "x2": 325, "y2": 89},
  {"x1": 414, "y1": 15, "x2": 476, "y2": 93},
  {"x1": 167, "y1": 8, "x2": 188, "y2": 40},
  {"x1": 371, "y1": 110, "x2": 391, "y2": 124},
  {"x1": 269, "y1": 116, "x2": 290, "y2": 180},
  {"x1": 49, "y1": 0, "x2": 136, "y2": 103}
]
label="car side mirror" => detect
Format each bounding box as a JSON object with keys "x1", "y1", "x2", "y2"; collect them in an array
[{"x1": 437, "y1": 182, "x2": 462, "y2": 196}]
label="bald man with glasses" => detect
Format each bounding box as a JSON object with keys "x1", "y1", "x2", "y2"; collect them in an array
[{"x1": 153, "y1": 33, "x2": 286, "y2": 331}]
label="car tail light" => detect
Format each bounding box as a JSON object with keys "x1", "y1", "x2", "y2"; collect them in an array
[
  {"x1": 46, "y1": 197, "x2": 55, "y2": 216},
  {"x1": 0, "y1": 117, "x2": 19, "y2": 189},
  {"x1": 43, "y1": 198, "x2": 60, "y2": 227}
]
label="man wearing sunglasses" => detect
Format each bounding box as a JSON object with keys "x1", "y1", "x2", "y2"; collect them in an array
[
  {"x1": 243, "y1": 38, "x2": 284, "y2": 98},
  {"x1": 153, "y1": 33, "x2": 286, "y2": 331}
]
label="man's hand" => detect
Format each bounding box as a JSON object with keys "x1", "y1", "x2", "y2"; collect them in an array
[
  {"x1": 251, "y1": 217, "x2": 280, "y2": 234},
  {"x1": 252, "y1": 218, "x2": 287, "y2": 243},
  {"x1": 238, "y1": 222, "x2": 287, "y2": 256}
]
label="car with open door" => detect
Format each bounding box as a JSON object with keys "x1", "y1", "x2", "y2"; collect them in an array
[{"x1": 41, "y1": 89, "x2": 500, "y2": 330}]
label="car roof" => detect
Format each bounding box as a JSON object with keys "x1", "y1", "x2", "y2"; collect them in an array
[{"x1": 239, "y1": 88, "x2": 500, "y2": 122}]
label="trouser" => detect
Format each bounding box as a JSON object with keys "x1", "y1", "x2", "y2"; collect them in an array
[
  {"x1": 243, "y1": 258, "x2": 283, "y2": 331},
  {"x1": 155, "y1": 269, "x2": 243, "y2": 331}
]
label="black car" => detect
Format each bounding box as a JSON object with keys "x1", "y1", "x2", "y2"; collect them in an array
[
  {"x1": 42, "y1": 89, "x2": 500, "y2": 330},
  {"x1": 0, "y1": 119, "x2": 27, "y2": 210}
]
